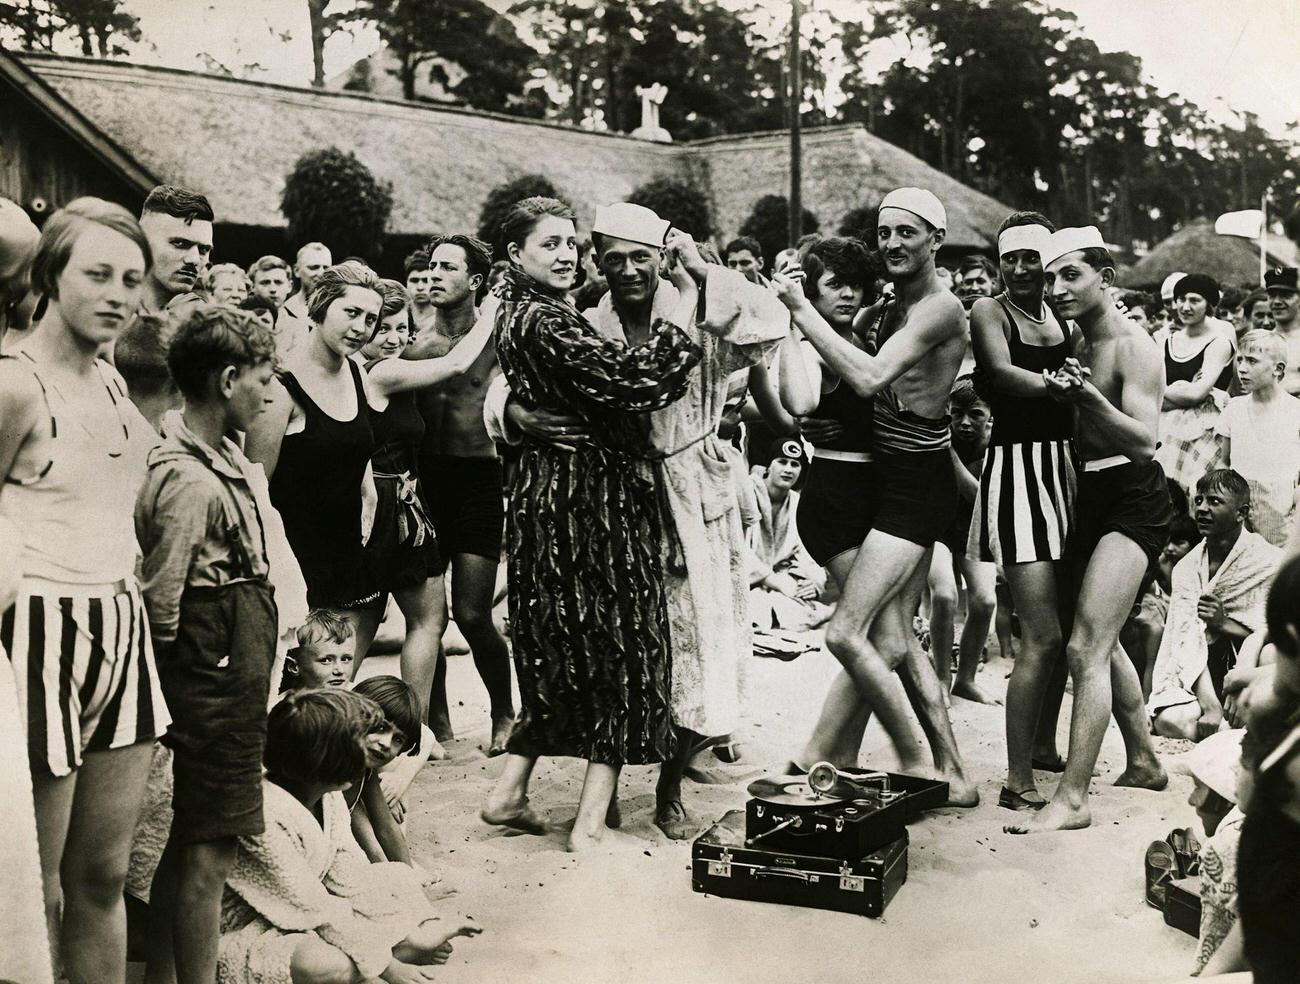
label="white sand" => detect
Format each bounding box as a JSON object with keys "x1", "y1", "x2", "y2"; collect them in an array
[{"x1": 364, "y1": 639, "x2": 1203, "y2": 984}]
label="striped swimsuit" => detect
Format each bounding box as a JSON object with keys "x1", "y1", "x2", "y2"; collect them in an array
[
  {"x1": 968, "y1": 297, "x2": 1077, "y2": 566},
  {"x1": 0, "y1": 355, "x2": 168, "y2": 777}
]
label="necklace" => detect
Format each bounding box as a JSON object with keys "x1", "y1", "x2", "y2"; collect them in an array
[{"x1": 1003, "y1": 293, "x2": 1046, "y2": 324}]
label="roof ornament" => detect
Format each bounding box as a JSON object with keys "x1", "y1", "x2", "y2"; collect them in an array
[{"x1": 631, "y1": 83, "x2": 671, "y2": 143}]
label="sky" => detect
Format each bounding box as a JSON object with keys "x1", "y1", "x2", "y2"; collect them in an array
[{"x1": 119, "y1": 0, "x2": 1299, "y2": 137}]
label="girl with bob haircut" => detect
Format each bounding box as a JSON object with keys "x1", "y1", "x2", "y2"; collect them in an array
[
  {"x1": 0, "y1": 196, "x2": 167, "y2": 984},
  {"x1": 354, "y1": 277, "x2": 493, "y2": 727},
  {"x1": 220, "y1": 688, "x2": 480, "y2": 983},
  {"x1": 247, "y1": 263, "x2": 384, "y2": 665},
  {"x1": 481, "y1": 196, "x2": 704, "y2": 851}
]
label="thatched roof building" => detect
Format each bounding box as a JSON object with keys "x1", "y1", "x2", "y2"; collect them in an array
[
  {"x1": 1122, "y1": 218, "x2": 1300, "y2": 290},
  {"x1": 1, "y1": 49, "x2": 1013, "y2": 271}
]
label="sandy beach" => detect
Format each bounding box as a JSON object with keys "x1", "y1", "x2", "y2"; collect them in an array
[{"x1": 364, "y1": 631, "x2": 1204, "y2": 984}]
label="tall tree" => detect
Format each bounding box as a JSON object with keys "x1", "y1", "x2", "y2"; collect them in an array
[
  {"x1": 338, "y1": 0, "x2": 533, "y2": 109},
  {"x1": 0, "y1": 0, "x2": 139, "y2": 55},
  {"x1": 281, "y1": 147, "x2": 394, "y2": 260}
]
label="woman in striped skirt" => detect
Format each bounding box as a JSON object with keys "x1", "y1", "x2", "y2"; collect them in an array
[
  {"x1": 0, "y1": 199, "x2": 168, "y2": 983},
  {"x1": 967, "y1": 212, "x2": 1077, "y2": 812}
]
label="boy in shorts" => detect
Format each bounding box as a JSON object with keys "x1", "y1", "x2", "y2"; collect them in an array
[{"x1": 135, "y1": 304, "x2": 279, "y2": 983}]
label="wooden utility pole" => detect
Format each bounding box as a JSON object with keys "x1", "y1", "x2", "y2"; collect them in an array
[{"x1": 788, "y1": 0, "x2": 803, "y2": 246}]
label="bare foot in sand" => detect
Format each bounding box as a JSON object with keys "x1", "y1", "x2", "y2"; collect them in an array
[
  {"x1": 481, "y1": 797, "x2": 548, "y2": 834},
  {"x1": 487, "y1": 714, "x2": 514, "y2": 757},
  {"x1": 1114, "y1": 760, "x2": 1168, "y2": 790},
  {"x1": 942, "y1": 774, "x2": 980, "y2": 808},
  {"x1": 1004, "y1": 799, "x2": 1091, "y2": 834},
  {"x1": 567, "y1": 826, "x2": 643, "y2": 853},
  {"x1": 951, "y1": 679, "x2": 1004, "y2": 706}
]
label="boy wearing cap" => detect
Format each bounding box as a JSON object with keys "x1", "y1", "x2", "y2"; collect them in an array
[
  {"x1": 485, "y1": 201, "x2": 789, "y2": 837},
  {"x1": 1005, "y1": 227, "x2": 1170, "y2": 835},
  {"x1": 773, "y1": 186, "x2": 978, "y2": 807}
]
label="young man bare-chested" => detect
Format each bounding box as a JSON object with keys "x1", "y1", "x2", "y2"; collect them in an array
[
  {"x1": 403, "y1": 235, "x2": 515, "y2": 753},
  {"x1": 773, "y1": 188, "x2": 977, "y2": 805},
  {"x1": 1005, "y1": 226, "x2": 1168, "y2": 835}
]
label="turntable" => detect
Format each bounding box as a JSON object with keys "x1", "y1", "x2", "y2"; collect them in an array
[{"x1": 744, "y1": 769, "x2": 908, "y2": 860}]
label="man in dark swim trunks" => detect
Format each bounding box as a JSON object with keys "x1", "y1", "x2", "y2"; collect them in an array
[
  {"x1": 404, "y1": 234, "x2": 516, "y2": 754},
  {"x1": 773, "y1": 187, "x2": 978, "y2": 806},
  {"x1": 1005, "y1": 226, "x2": 1169, "y2": 835}
]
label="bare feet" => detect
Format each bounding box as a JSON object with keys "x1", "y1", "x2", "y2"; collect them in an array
[
  {"x1": 1114, "y1": 760, "x2": 1168, "y2": 790},
  {"x1": 1004, "y1": 798, "x2": 1091, "y2": 834},
  {"x1": 430, "y1": 712, "x2": 454, "y2": 745},
  {"x1": 951, "y1": 678, "x2": 1004, "y2": 706},
  {"x1": 480, "y1": 798, "x2": 548, "y2": 834},
  {"x1": 487, "y1": 714, "x2": 514, "y2": 757},
  {"x1": 942, "y1": 774, "x2": 980, "y2": 808},
  {"x1": 567, "y1": 826, "x2": 643, "y2": 853},
  {"x1": 426, "y1": 735, "x2": 448, "y2": 761},
  {"x1": 605, "y1": 795, "x2": 622, "y2": 829}
]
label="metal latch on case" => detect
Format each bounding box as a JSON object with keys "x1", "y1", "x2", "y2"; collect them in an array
[
  {"x1": 708, "y1": 848, "x2": 732, "y2": 878},
  {"x1": 839, "y1": 864, "x2": 865, "y2": 892}
]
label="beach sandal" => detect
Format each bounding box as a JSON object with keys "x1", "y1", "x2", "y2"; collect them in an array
[
  {"x1": 1144, "y1": 840, "x2": 1178, "y2": 909},
  {"x1": 1167, "y1": 828, "x2": 1201, "y2": 878},
  {"x1": 998, "y1": 786, "x2": 1047, "y2": 812},
  {"x1": 712, "y1": 740, "x2": 743, "y2": 764},
  {"x1": 1031, "y1": 754, "x2": 1068, "y2": 773}
]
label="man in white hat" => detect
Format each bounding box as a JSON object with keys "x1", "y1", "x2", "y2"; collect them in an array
[
  {"x1": 1005, "y1": 226, "x2": 1169, "y2": 834},
  {"x1": 485, "y1": 201, "x2": 790, "y2": 837},
  {"x1": 772, "y1": 186, "x2": 979, "y2": 807}
]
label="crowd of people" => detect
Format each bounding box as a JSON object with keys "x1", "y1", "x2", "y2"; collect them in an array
[{"x1": 1, "y1": 176, "x2": 1299, "y2": 984}]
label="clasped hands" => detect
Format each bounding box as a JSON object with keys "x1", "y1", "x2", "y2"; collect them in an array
[{"x1": 1042, "y1": 357, "x2": 1092, "y2": 403}]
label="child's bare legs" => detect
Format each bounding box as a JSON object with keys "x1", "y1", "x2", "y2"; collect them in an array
[
  {"x1": 567, "y1": 761, "x2": 621, "y2": 852},
  {"x1": 143, "y1": 836, "x2": 238, "y2": 984},
  {"x1": 481, "y1": 753, "x2": 546, "y2": 833},
  {"x1": 952, "y1": 557, "x2": 1000, "y2": 705},
  {"x1": 995, "y1": 577, "x2": 1016, "y2": 660},
  {"x1": 289, "y1": 936, "x2": 363, "y2": 984},
  {"x1": 33, "y1": 741, "x2": 154, "y2": 984},
  {"x1": 927, "y1": 544, "x2": 958, "y2": 696}
]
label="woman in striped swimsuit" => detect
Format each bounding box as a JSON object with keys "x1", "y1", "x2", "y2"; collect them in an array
[
  {"x1": 0, "y1": 199, "x2": 168, "y2": 984},
  {"x1": 968, "y1": 212, "x2": 1077, "y2": 811}
]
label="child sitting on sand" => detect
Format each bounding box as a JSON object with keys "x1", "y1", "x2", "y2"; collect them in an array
[
  {"x1": 347, "y1": 675, "x2": 427, "y2": 864},
  {"x1": 218, "y1": 688, "x2": 480, "y2": 983},
  {"x1": 281, "y1": 609, "x2": 357, "y2": 691}
]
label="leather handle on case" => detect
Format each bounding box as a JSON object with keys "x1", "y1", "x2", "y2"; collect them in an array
[{"x1": 754, "y1": 866, "x2": 811, "y2": 883}]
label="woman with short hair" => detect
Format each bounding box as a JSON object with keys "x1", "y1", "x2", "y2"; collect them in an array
[{"x1": 481, "y1": 197, "x2": 703, "y2": 851}]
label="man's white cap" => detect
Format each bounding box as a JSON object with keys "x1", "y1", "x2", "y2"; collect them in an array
[
  {"x1": 878, "y1": 187, "x2": 946, "y2": 233},
  {"x1": 998, "y1": 224, "x2": 1051, "y2": 258},
  {"x1": 1161, "y1": 271, "x2": 1188, "y2": 303},
  {"x1": 592, "y1": 202, "x2": 670, "y2": 248},
  {"x1": 1041, "y1": 226, "x2": 1106, "y2": 268}
]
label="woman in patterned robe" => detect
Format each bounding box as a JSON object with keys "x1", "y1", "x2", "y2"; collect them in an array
[{"x1": 480, "y1": 197, "x2": 703, "y2": 852}]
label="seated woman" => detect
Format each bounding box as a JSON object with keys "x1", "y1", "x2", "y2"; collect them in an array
[
  {"x1": 746, "y1": 436, "x2": 829, "y2": 631},
  {"x1": 219, "y1": 688, "x2": 479, "y2": 984}
]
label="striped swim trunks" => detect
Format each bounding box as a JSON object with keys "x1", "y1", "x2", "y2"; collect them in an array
[
  {"x1": 968, "y1": 440, "x2": 1077, "y2": 566},
  {"x1": 1, "y1": 578, "x2": 170, "y2": 777}
]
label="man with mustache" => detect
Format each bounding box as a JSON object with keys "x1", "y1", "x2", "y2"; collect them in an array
[
  {"x1": 486, "y1": 202, "x2": 789, "y2": 837},
  {"x1": 772, "y1": 187, "x2": 978, "y2": 806},
  {"x1": 114, "y1": 185, "x2": 214, "y2": 428}
]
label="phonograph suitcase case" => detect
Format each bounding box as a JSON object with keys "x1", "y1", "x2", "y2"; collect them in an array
[
  {"x1": 1163, "y1": 876, "x2": 1202, "y2": 937},
  {"x1": 692, "y1": 810, "x2": 908, "y2": 918},
  {"x1": 744, "y1": 774, "x2": 908, "y2": 859}
]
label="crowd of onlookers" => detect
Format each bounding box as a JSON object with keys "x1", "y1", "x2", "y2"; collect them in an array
[{"x1": 2, "y1": 178, "x2": 1300, "y2": 984}]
